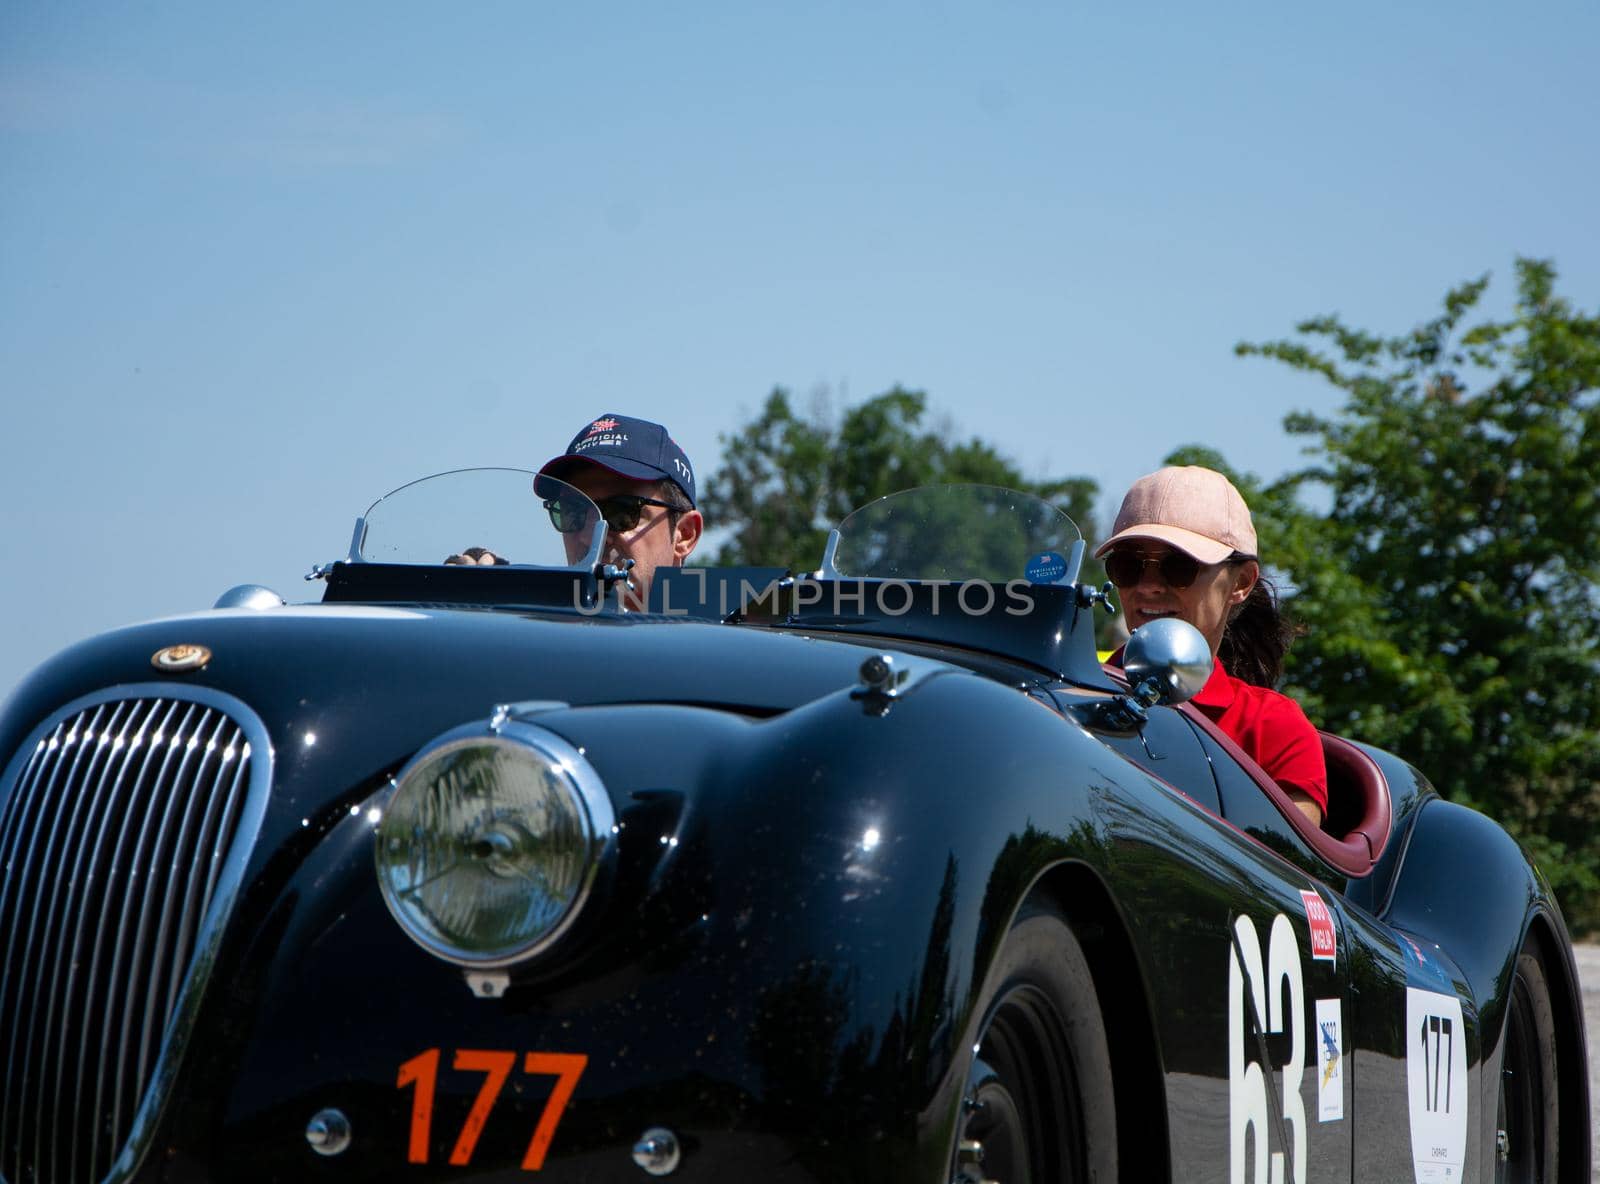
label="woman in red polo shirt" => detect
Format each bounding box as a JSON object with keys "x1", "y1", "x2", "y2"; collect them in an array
[{"x1": 1094, "y1": 465, "x2": 1328, "y2": 826}]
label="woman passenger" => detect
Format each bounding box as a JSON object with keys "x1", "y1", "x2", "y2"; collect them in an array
[{"x1": 1095, "y1": 466, "x2": 1327, "y2": 826}]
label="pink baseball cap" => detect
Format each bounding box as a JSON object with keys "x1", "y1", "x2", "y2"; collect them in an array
[{"x1": 1093, "y1": 466, "x2": 1258, "y2": 565}]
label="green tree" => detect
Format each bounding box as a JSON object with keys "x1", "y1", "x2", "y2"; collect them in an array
[
  {"x1": 702, "y1": 386, "x2": 1098, "y2": 572},
  {"x1": 1228, "y1": 258, "x2": 1600, "y2": 929}
]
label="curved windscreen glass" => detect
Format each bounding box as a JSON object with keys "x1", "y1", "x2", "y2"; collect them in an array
[
  {"x1": 358, "y1": 468, "x2": 606, "y2": 569},
  {"x1": 829, "y1": 484, "x2": 1082, "y2": 583}
]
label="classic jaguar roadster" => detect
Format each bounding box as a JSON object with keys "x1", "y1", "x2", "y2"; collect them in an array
[{"x1": 0, "y1": 472, "x2": 1588, "y2": 1183}]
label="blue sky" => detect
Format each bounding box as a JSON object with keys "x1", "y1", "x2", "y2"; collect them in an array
[{"x1": 3, "y1": 0, "x2": 1597, "y2": 690}]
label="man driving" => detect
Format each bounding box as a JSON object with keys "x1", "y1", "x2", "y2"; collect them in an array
[{"x1": 535, "y1": 413, "x2": 702, "y2": 611}]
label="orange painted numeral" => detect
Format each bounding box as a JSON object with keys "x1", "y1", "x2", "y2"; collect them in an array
[
  {"x1": 449, "y1": 1050, "x2": 517, "y2": 1164},
  {"x1": 396, "y1": 1048, "x2": 441, "y2": 1164},
  {"x1": 522, "y1": 1053, "x2": 589, "y2": 1170},
  {"x1": 395, "y1": 1047, "x2": 588, "y2": 1170}
]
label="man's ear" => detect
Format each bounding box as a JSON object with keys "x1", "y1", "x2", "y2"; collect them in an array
[{"x1": 672, "y1": 510, "x2": 703, "y2": 563}]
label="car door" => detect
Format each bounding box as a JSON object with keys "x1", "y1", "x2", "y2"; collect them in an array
[
  {"x1": 1175, "y1": 715, "x2": 1484, "y2": 1184},
  {"x1": 1054, "y1": 692, "x2": 1356, "y2": 1181},
  {"x1": 1182, "y1": 718, "x2": 1334, "y2": 884}
]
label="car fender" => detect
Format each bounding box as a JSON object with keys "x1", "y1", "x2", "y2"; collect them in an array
[{"x1": 1380, "y1": 794, "x2": 1591, "y2": 1176}]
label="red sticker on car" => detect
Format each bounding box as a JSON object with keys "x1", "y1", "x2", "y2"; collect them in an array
[{"x1": 1300, "y1": 890, "x2": 1337, "y2": 962}]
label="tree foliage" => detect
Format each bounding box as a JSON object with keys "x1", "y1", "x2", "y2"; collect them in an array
[
  {"x1": 702, "y1": 387, "x2": 1098, "y2": 573},
  {"x1": 1229, "y1": 258, "x2": 1600, "y2": 929}
]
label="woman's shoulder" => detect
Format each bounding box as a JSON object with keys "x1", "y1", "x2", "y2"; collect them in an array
[{"x1": 1232, "y1": 677, "x2": 1317, "y2": 729}]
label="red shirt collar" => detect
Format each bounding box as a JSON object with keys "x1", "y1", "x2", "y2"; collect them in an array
[{"x1": 1191, "y1": 657, "x2": 1237, "y2": 710}]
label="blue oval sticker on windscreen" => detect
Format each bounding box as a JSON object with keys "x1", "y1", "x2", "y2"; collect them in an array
[{"x1": 1025, "y1": 551, "x2": 1068, "y2": 584}]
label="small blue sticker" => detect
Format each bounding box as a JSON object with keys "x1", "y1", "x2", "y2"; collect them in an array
[
  {"x1": 1399, "y1": 932, "x2": 1452, "y2": 990},
  {"x1": 1025, "y1": 551, "x2": 1068, "y2": 584}
]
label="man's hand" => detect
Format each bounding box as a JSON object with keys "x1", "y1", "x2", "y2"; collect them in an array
[{"x1": 443, "y1": 546, "x2": 508, "y2": 565}]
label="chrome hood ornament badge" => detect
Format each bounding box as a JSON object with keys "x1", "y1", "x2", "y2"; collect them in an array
[{"x1": 152, "y1": 644, "x2": 212, "y2": 673}]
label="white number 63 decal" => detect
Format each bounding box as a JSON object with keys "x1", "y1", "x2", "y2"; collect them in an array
[{"x1": 1229, "y1": 912, "x2": 1306, "y2": 1184}]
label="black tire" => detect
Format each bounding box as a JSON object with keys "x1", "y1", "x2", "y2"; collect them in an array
[
  {"x1": 952, "y1": 907, "x2": 1117, "y2": 1184},
  {"x1": 1495, "y1": 947, "x2": 1559, "y2": 1184}
]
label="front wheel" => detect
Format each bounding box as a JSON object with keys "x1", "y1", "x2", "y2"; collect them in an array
[
  {"x1": 1495, "y1": 946, "x2": 1559, "y2": 1184},
  {"x1": 952, "y1": 908, "x2": 1116, "y2": 1184}
]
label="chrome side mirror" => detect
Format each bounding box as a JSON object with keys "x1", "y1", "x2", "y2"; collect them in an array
[
  {"x1": 1123, "y1": 618, "x2": 1213, "y2": 707},
  {"x1": 1090, "y1": 618, "x2": 1213, "y2": 732}
]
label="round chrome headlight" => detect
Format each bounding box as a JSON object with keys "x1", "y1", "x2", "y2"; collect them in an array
[{"x1": 375, "y1": 721, "x2": 614, "y2": 966}]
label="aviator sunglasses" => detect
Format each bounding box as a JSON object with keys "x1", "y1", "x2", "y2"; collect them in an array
[
  {"x1": 1103, "y1": 548, "x2": 1207, "y2": 589},
  {"x1": 544, "y1": 492, "x2": 679, "y2": 535}
]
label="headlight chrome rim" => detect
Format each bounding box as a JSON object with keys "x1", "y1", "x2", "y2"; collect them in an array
[{"x1": 375, "y1": 720, "x2": 615, "y2": 968}]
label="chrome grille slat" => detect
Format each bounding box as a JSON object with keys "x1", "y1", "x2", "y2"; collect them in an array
[
  {"x1": 0, "y1": 720, "x2": 63, "y2": 1181},
  {"x1": 199, "y1": 744, "x2": 251, "y2": 912},
  {"x1": 106, "y1": 701, "x2": 203, "y2": 1158},
  {"x1": 71, "y1": 697, "x2": 182, "y2": 1184},
  {"x1": 76, "y1": 698, "x2": 185, "y2": 1184},
  {"x1": 0, "y1": 688, "x2": 271, "y2": 1184},
  {"x1": 47, "y1": 699, "x2": 165, "y2": 1184},
  {"x1": 0, "y1": 725, "x2": 51, "y2": 890},
  {"x1": 3, "y1": 702, "x2": 112, "y2": 1180},
  {"x1": 41, "y1": 699, "x2": 155, "y2": 1184},
  {"x1": 136, "y1": 711, "x2": 232, "y2": 1089},
  {"x1": 21, "y1": 704, "x2": 139, "y2": 1184},
  {"x1": 165, "y1": 727, "x2": 247, "y2": 1025},
  {"x1": 0, "y1": 720, "x2": 63, "y2": 1030}
]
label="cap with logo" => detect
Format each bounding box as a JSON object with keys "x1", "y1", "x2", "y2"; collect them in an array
[
  {"x1": 1092, "y1": 465, "x2": 1257, "y2": 565},
  {"x1": 536, "y1": 413, "x2": 696, "y2": 507}
]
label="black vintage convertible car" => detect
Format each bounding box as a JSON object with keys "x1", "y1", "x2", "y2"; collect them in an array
[{"x1": 0, "y1": 471, "x2": 1588, "y2": 1184}]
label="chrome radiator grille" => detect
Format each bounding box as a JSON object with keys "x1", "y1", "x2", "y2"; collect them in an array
[{"x1": 0, "y1": 689, "x2": 269, "y2": 1184}]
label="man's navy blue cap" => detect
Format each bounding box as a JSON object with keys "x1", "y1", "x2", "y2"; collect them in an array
[{"x1": 535, "y1": 413, "x2": 696, "y2": 507}]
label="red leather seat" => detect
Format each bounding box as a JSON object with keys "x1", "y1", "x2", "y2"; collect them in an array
[
  {"x1": 1177, "y1": 702, "x2": 1393, "y2": 877},
  {"x1": 1319, "y1": 731, "x2": 1393, "y2": 865}
]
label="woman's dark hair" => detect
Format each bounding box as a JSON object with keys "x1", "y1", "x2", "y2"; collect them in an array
[{"x1": 1218, "y1": 557, "x2": 1301, "y2": 688}]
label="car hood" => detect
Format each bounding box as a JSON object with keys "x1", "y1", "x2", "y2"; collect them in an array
[
  {"x1": 1, "y1": 602, "x2": 941, "y2": 824},
  {"x1": 0, "y1": 602, "x2": 995, "y2": 964},
  {"x1": 4, "y1": 601, "x2": 907, "y2": 730}
]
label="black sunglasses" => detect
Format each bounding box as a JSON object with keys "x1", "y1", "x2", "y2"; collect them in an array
[
  {"x1": 544, "y1": 493, "x2": 679, "y2": 535},
  {"x1": 1103, "y1": 549, "x2": 1205, "y2": 589}
]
